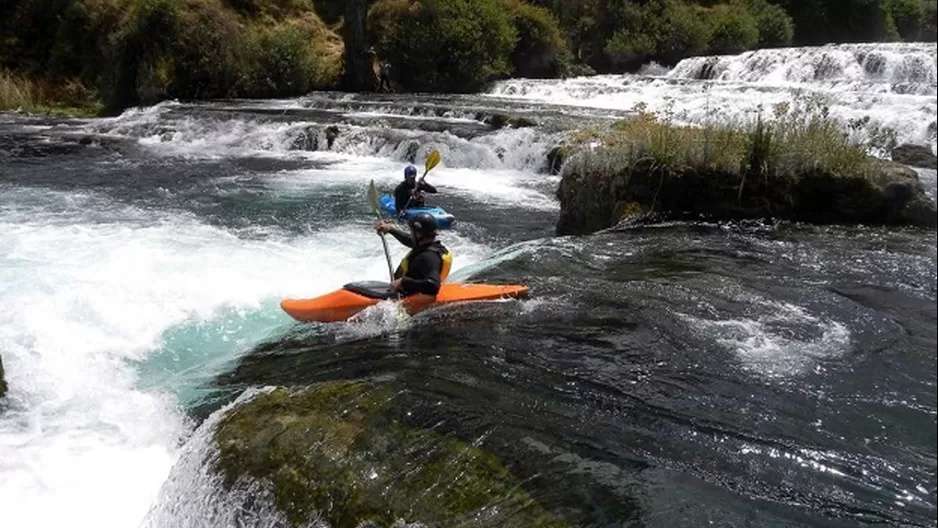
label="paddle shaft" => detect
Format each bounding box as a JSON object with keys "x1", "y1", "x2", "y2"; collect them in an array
[
  {"x1": 367, "y1": 179, "x2": 396, "y2": 282},
  {"x1": 376, "y1": 215, "x2": 395, "y2": 281}
]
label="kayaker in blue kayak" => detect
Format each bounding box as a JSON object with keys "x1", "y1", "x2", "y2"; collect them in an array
[
  {"x1": 394, "y1": 165, "x2": 438, "y2": 215},
  {"x1": 375, "y1": 212, "x2": 452, "y2": 296}
]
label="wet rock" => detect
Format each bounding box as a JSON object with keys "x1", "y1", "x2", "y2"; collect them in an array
[
  {"x1": 325, "y1": 125, "x2": 341, "y2": 149},
  {"x1": 1, "y1": 354, "x2": 7, "y2": 399},
  {"x1": 556, "y1": 153, "x2": 937, "y2": 235},
  {"x1": 891, "y1": 143, "x2": 937, "y2": 170},
  {"x1": 213, "y1": 380, "x2": 566, "y2": 528},
  {"x1": 476, "y1": 112, "x2": 538, "y2": 129},
  {"x1": 546, "y1": 145, "x2": 568, "y2": 175}
]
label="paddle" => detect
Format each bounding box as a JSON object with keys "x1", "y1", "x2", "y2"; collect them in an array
[
  {"x1": 367, "y1": 179, "x2": 395, "y2": 282},
  {"x1": 400, "y1": 149, "x2": 442, "y2": 214}
]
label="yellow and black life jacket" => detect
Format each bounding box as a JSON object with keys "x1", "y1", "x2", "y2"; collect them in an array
[{"x1": 394, "y1": 241, "x2": 452, "y2": 282}]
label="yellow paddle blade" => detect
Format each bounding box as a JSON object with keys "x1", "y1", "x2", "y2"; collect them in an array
[
  {"x1": 424, "y1": 149, "x2": 441, "y2": 173},
  {"x1": 367, "y1": 179, "x2": 381, "y2": 214}
]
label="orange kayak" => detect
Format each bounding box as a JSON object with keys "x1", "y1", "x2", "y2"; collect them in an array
[{"x1": 280, "y1": 281, "x2": 530, "y2": 323}]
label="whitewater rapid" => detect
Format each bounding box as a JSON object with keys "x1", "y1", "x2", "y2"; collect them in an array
[
  {"x1": 0, "y1": 127, "x2": 519, "y2": 527},
  {"x1": 487, "y1": 42, "x2": 938, "y2": 153}
]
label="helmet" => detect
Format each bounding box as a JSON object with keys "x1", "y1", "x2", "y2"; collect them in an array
[
  {"x1": 408, "y1": 212, "x2": 437, "y2": 237},
  {"x1": 404, "y1": 165, "x2": 417, "y2": 179}
]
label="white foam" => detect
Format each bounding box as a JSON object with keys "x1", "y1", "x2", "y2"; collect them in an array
[
  {"x1": 0, "y1": 186, "x2": 491, "y2": 528},
  {"x1": 263, "y1": 155, "x2": 560, "y2": 211},
  {"x1": 681, "y1": 300, "x2": 851, "y2": 378}
]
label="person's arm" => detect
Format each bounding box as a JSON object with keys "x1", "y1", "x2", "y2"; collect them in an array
[
  {"x1": 394, "y1": 184, "x2": 407, "y2": 213},
  {"x1": 399, "y1": 252, "x2": 442, "y2": 295},
  {"x1": 419, "y1": 182, "x2": 438, "y2": 193},
  {"x1": 386, "y1": 226, "x2": 414, "y2": 248}
]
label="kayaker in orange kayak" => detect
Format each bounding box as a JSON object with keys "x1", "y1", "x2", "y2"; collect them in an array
[{"x1": 375, "y1": 212, "x2": 452, "y2": 297}]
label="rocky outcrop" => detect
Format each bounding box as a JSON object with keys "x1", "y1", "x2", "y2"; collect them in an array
[
  {"x1": 1, "y1": 354, "x2": 7, "y2": 399},
  {"x1": 213, "y1": 380, "x2": 566, "y2": 528},
  {"x1": 891, "y1": 143, "x2": 937, "y2": 170},
  {"x1": 556, "y1": 152, "x2": 938, "y2": 236}
]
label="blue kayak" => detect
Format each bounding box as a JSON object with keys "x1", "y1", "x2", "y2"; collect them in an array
[{"x1": 380, "y1": 194, "x2": 456, "y2": 229}]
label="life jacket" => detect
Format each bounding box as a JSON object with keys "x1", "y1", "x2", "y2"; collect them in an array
[{"x1": 394, "y1": 241, "x2": 452, "y2": 283}]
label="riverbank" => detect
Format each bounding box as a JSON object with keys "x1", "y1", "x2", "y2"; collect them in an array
[
  {"x1": 554, "y1": 101, "x2": 937, "y2": 235},
  {"x1": 3, "y1": 0, "x2": 935, "y2": 116}
]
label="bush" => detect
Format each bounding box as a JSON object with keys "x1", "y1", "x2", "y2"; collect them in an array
[
  {"x1": 604, "y1": 0, "x2": 709, "y2": 68},
  {"x1": 654, "y1": 1, "x2": 711, "y2": 64},
  {"x1": 750, "y1": 0, "x2": 793, "y2": 47},
  {"x1": 924, "y1": 0, "x2": 938, "y2": 41},
  {"x1": 887, "y1": 0, "x2": 926, "y2": 39},
  {"x1": 502, "y1": 0, "x2": 571, "y2": 78},
  {"x1": 379, "y1": 0, "x2": 518, "y2": 92},
  {"x1": 706, "y1": 3, "x2": 760, "y2": 54}
]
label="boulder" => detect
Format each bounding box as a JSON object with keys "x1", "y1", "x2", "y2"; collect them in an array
[
  {"x1": 556, "y1": 151, "x2": 937, "y2": 236},
  {"x1": 213, "y1": 380, "x2": 566, "y2": 528},
  {"x1": 891, "y1": 143, "x2": 937, "y2": 170}
]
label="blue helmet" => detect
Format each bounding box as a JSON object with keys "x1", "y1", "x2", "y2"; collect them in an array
[{"x1": 404, "y1": 165, "x2": 417, "y2": 179}]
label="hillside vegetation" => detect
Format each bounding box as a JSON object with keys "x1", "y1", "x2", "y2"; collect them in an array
[{"x1": 2, "y1": 0, "x2": 934, "y2": 114}]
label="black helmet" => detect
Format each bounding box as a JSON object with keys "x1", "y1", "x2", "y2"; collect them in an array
[{"x1": 408, "y1": 212, "x2": 437, "y2": 237}]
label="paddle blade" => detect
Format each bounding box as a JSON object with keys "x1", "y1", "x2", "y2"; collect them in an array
[
  {"x1": 424, "y1": 149, "x2": 441, "y2": 173},
  {"x1": 367, "y1": 179, "x2": 381, "y2": 214}
]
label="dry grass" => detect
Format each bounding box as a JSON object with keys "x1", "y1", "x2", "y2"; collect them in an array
[
  {"x1": 565, "y1": 97, "x2": 884, "y2": 182},
  {"x1": 1, "y1": 70, "x2": 103, "y2": 116}
]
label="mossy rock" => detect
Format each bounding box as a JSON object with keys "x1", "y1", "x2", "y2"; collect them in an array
[{"x1": 213, "y1": 380, "x2": 566, "y2": 528}]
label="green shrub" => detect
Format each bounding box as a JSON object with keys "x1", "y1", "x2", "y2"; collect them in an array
[
  {"x1": 887, "y1": 0, "x2": 926, "y2": 39},
  {"x1": 503, "y1": 0, "x2": 572, "y2": 77},
  {"x1": 654, "y1": 1, "x2": 711, "y2": 64},
  {"x1": 750, "y1": 0, "x2": 793, "y2": 47},
  {"x1": 924, "y1": 0, "x2": 938, "y2": 41},
  {"x1": 706, "y1": 3, "x2": 760, "y2": 54},
  {"x1": 604, "y1": 0, "x2": 709, "y2": 68},
  {"x1": 380, "y1": 0, "x2": 518, "y2": 92}
]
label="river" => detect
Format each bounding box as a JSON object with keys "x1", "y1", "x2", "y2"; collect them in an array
[{"x1": 1, "y1": 42, "x2": 935, "y2": 528}]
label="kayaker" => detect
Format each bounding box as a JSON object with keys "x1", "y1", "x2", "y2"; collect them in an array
[
  {"x1": 393, "y1": 165, "x2": 438, "y2": 215},
  {"x1": 375, "y1": 212, "x2": 452, "y2": 297}
]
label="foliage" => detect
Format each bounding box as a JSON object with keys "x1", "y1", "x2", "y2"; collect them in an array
[
  {"x1": 706, "y1": 2, "x2": 760, "y2": 55},
  {"x1": 750, "y1": 0, "x2": 794, "y2": 47},
  {"x1": 590, "y1": 96, "x2": 878, "y2": 179},
  {"x1": 1, "y1": 68, "x2": 102, "y2": 115},
  {"x1": 0, "y1": 0, "x2": 342, "y2": 113},
  {"x1": 376, "y1": 0, "x2": 518, "y2": 92},
  {"x1": 502, "y1": 0, "x2": 572, "y2": 77}
]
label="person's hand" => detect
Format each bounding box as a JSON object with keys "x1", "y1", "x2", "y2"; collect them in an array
[
  {"x1": 375, "y1": 220, "x2": 391, "y2": 234},
  {"x1": 389, "y1": 278, "x2": 403, "y2": 292}
]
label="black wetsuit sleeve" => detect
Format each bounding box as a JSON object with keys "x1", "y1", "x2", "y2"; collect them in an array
[
  {"x1": 400, "y1": 251, "x2": 442, "y2": 296},
  {"x1": 393, "y1": 183, "x2": 409, "y2": 213},
  {"x1": 419, "y1": 182, "x2": 438, "y2": 193},
  {"x1": 386, "y1": 226, "x2": 414, "y2": 248}
]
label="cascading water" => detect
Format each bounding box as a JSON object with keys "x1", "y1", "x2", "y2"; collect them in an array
[{"x1": 486, "y1": 42, "x2": 938, "y2": 153}]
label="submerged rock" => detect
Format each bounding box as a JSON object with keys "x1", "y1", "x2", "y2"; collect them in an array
[
  {"x1": 556, "y1": 153, "x2": 938, "y2": 235},
  {"x1": 213, "y1": 380, "x2": 566, "y2": 528},
  {"x1": 475, "y1": 112, "x2": 538, "y2": 129},
  {"x1": 891, "y1": 143, "x2": 937, "y2": 170},
  {"x1": 1, "y1": 354, "x2": 7, "y2": 399}
]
